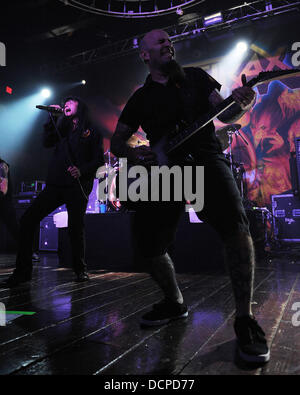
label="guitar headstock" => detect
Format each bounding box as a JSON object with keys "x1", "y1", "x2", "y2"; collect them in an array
[{"x1": 248, "y1": 68, "x2": 300, "y2": 87}]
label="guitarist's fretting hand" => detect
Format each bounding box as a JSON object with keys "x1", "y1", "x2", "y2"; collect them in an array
[
  {"x1": 128, "y1": 146, "x2": 158, "y2": 167},
  {"x1": 232, "y1": 86, "x2": 256, "y2": 111},
  {"x1": 210, "y1": 79, "x2": 256, "y2": 124}
]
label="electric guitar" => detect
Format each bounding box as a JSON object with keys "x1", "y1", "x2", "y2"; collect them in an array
[
  {"x1": 0, "y1": 162, "x2": 9, "y2": 196},
  {"x1": 151, "y1": 68, "x2": 300, "y2": 165}
]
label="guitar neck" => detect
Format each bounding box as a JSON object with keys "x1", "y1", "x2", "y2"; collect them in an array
[
  {"x1": 166, "y1": 95, "x2": 236, "y2": 154},
  {"x1": 165, "y1": 68, "x2": 300, "y2": 154},
  {"x1": 208, "y1": 94, "x2": 236, "y2": 123}
]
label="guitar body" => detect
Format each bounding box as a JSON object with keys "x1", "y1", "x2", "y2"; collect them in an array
[{"x1": 151, "y1": 135, "x2": 172, "y2": 166}]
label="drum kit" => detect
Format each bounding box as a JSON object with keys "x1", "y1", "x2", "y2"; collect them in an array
[
  {"x1": 96, "y1": 133, "x2": 149, "y2": 212},
  {"x1": 96, "y1": 150, "x2": 121, "y2": 212}
]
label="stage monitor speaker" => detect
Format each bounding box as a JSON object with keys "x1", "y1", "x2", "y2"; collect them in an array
[
  {"x1": 290, "y1": 152, "x2": 299, "y2": 196},
  {"x1": 39, "y1": 216, "x2": 58, "y2": 251},
  {"x1": 295, "y1": 137, "x2": 300, "y2": 195},
  {"x1": 271, "y1": 193, "x2": 300, "y2": 242},
  {"x1": 86, "y1": 179, "x2": 99, "y2": 213}
]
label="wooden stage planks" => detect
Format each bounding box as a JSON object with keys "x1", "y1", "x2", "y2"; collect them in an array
[{"x1": 0, "y1": 252, "x2": 299, "y2": 375}]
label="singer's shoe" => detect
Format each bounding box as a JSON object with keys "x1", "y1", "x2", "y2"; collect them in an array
[
  {"x1": 4, "y1": 270, "x2": 32, "y2": 288},
  {"x1": 75, "y1": 271, "x2": 90, "y2": 282},
  {"x1": 32, "y1": 252, "x2": 40, "y2": 262}
]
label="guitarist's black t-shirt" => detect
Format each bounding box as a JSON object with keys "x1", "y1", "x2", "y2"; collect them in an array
[{"x1": 119, "y1": 67, "x2": 223, "y2": 158}]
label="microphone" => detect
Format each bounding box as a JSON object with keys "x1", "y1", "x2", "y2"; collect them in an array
[{"x1": 36, "y1": 105, "x2": 63, "y2": 113}]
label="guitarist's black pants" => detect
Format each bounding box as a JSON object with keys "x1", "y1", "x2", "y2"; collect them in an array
[
  {"x1": 131, "y1": 154, "x2": 250, "y2": 259},
  {"x1": 14, "y1": 185, "x2": 88, "y2": 277}
]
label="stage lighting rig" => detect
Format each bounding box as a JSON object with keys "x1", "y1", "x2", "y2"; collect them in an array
[
  {"x1": 203, "y1": 12, "x2": 223, "y2": 27},
  {"x1": 58, "y1": 0, "x2": 205, "y2": 18}
]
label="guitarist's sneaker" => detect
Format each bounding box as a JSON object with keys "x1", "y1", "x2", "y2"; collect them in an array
[
  {"x1": 234, "y1": 315, "x2": 270, "y2": 363},
  {"x1": 141, "y1": 299, "x2": 188, "y2": 326},
  {"x1": 4, "y1": 270, "x2": 32, "y2": 288}
]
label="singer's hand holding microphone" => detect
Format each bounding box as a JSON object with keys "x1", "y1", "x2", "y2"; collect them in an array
[
  {"x1": 37, "y1": 104, "x2": 82, "y2": 179},
  {"x1": 49, "y1": 104, "x2": 63, "y2": 116},
  {"x1": 36, "y1": 104, "x2": 63, "y2": 116}
]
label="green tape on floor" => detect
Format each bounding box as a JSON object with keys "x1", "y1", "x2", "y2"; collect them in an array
[{"x1": 0, "y1": 311, "x2": 36, "y2": 315}]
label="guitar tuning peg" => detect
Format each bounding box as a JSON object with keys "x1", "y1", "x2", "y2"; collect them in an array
[{"x1": 241, "y1": 74, "x2": 247, "y2": 86}]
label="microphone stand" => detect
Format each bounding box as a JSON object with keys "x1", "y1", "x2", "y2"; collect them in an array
[{"x1": 49, "y1": 112, "x2": 88, "y2": 201}]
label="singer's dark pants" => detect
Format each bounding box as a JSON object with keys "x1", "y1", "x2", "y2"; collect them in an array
[
  {"x1": 0, "y1": 194, "x2": 19, "y2": 243},
  {"x1": 15, "y1": 185, "x2": 88, "y2": 277}
]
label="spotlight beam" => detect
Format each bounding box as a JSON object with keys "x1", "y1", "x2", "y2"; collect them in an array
[{"x1": 41, "y1": 88, "x2": 51, "y2": 98}]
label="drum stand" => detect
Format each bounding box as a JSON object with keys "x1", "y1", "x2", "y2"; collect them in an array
[
  {"x1": 100, "y1": 150, "x2": 112, "y2": 213},
  {"x1": 101, "y1": 150, "x2": 120, "y2": 212},
  {"x1": 227, "y1": 125, "x2": 249, "y2": 199},
  {"x1": 252, "y1": 206, "x2": 272, "y2": 252}
]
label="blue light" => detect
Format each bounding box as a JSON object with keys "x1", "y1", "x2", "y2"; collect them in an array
[{"x1": 0, "y1": 89, "x2": 50, "y2": 160}]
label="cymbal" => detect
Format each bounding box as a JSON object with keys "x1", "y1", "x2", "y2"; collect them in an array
[{"x1": 216, "y1": 124, "x2": 241, "y2": 150}]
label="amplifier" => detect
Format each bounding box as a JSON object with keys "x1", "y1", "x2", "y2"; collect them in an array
[
  {"x1": 21, "y1": 180, "x2": 45, "y2": 194},
  {"x1": 86, "y1": 179, "x2": 99, "y2": 213},
  {"x1": 39, "y1": 216, "x2": 58, "y2": 251},
  {"x1": 295, "y1": 137, "x2": 300, "y2": 194},
  {"x1": 51, "y1": 205, "x2": 66, "y2": 215},
  {"x1": 271, "y1": 193, "x2": 300, "y2": 242},
  {"x1": 290, "y1": 152, "x2": 299, "y2": 196},
  {"x1": 13, "y1": 193, "x2": 39, "y2": 208}
]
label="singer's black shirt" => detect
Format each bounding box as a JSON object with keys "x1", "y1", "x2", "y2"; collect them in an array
[{"x1": 43, "y1": 116, "x2": 103, "y2": 193}]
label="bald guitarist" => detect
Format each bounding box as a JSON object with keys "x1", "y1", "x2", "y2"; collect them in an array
[{"x1": 111, "y1": 29, "x2": 270, "y2": 364}]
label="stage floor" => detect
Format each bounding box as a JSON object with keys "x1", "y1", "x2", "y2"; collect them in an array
[{"x1": 0, "y1": 250, "x2": 300, "y2": 376}]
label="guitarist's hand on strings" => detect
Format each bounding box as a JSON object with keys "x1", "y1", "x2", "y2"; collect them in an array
[
  {"x1": 232, "y1": 86, "x2": 256, "y2": 110},
  {"x1": 232, "y1": 75, "x2": 256, "y2": 111},
  {"x1": 128, "y1": 146, "x2": 158, "y2": 167}
]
